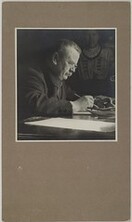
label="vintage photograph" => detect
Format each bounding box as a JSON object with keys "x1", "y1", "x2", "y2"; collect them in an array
[
  {"x1": 3, "y1": 2, "x2": 130, "y2": 222},
  {"x1": 16, "y1": 28, "x2": 116, "y2": 141}
]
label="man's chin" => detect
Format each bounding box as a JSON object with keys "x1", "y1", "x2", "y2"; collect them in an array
[
  {"x1": 64, "y1": 73, "x2": 73, "y2": 80},
  {"x1": 61, "y1": 73, "x2": 72, "y2": 80},
  {"x1": 63, "y1": 75, "x2": 69, "y2": 80}
]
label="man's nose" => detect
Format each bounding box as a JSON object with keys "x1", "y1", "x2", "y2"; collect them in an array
[{"x1": 71, "y1": 65, "x2": 76, "y2": 72}]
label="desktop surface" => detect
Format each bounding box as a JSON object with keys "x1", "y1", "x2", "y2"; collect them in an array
[{"x1": 18, "y1": 113, "x2": 116, "y2": 141}]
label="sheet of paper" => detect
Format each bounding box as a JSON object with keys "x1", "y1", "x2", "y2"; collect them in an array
[
  {"x1": 73, "y1": 111, "x2": 91, "y2": 115},
  {"x1": 25, "y1": 118, "x2": 115, "y2": 132}
]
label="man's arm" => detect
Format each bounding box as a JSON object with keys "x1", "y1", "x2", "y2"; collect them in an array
[
  {"x1": 18, "y1": 67, "x2": 94, "y2": 119},
  {"x1": 23, "y1": 68, "x2": 72, "y2": 117}
]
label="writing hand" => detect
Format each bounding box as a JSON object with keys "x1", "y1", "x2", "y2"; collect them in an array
[{"x1": 70, "y1": 95, "x2": 94, "y2": 112}]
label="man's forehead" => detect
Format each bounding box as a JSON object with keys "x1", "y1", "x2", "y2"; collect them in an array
[{"x1": 62, "y1": 45, "x2": 79, "y2": 57}]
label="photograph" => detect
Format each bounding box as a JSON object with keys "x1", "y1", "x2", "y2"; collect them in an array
[
  {"x1": 2, "y1": 2, "x2": 130, "y2": 222},
  {"x1": 16, "y1": 28, "x2": 116, "y2": 141}
]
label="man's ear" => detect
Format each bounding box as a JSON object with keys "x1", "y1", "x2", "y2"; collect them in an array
[{"x1": 52, "y1": 52, "x2": 59, "y2": 65}]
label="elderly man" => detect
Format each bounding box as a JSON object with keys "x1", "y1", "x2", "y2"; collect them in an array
[{"x1": 18, "y1": 39, "x2": 94, "y2": 119}]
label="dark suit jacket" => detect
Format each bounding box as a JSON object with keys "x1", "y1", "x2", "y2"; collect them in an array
[{"x1": 18, "y1": 64, "x2": 75, "y2": 120}]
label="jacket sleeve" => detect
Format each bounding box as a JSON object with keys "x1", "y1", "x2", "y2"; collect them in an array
[{"x1": 24, "y1": 68, "x2": 73, "y2": 117}]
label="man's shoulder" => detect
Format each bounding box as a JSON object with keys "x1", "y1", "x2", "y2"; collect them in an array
[
  {"x1": 18, "y1": 65, "x2": 46, "y2": 86},
  {"x1": 28, "y1": 66, "x2": 43, "y2": 76}
]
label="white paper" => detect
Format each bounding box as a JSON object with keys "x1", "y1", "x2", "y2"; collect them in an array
[
  {"x1": 25, "y1": 118, "x2": 115, "y2": 132},
  {"x1": 73, "y1": 111, "x2": 91, "y2": 115}
]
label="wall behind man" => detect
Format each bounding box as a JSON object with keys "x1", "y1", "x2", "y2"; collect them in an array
[
  {"x1": 17, "y1": 29, "x2": 115, "y2": 97},
  {"x1": 17, "y1": 29, "x2": 115, "y2": 65}
]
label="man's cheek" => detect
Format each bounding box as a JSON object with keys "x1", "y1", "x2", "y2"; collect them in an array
[{"x1": 63, "y1": 74, "x2": 68, "y2": 80}]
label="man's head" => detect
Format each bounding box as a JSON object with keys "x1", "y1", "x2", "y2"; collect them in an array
[{"x1": 51, "y1": 39, "x2": 81, "y2": 81}]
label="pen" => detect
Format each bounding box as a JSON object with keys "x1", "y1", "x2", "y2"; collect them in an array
[
  {"x1": 74, "y1": 93, "x2": 98, "y2": 109},
  {"x1": 74, "y1": 93, "x2": 81, "y2": 98},
  {"x1": 93, "y1": 104, "x2": 99, "y2": 109}
]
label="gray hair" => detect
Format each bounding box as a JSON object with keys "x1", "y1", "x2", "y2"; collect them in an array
[{"x1": 50, "y1": 39, "x2": 81, "y2": 55}]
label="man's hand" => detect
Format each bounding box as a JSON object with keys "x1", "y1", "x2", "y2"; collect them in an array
[{"x1": 70, "y1": 96, "x2": 94, "y2": 112}]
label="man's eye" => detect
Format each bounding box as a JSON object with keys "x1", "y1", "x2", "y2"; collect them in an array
[
  {"x1": 67, "y1": 61, "x2": 77, "y2": 69},
  {"x1": 67, "y1": 61, "x2": 73, "y2": 66}
]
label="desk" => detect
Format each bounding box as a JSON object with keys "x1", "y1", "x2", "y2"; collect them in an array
[{"x1": 18, "y1": 113, "x2": 116, "y2": 140}]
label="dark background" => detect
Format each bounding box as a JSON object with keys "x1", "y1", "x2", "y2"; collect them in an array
[
  {"x1": 17, "y1": 29, "x2": 115, "y2": 96},
  {"x1": 17, "y1": 29, "x2": 115, "y2": 63}
]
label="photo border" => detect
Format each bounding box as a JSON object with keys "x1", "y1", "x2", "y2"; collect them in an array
[{"x1": 15, "y1": 27, "x2": 118, "y2": 143}]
